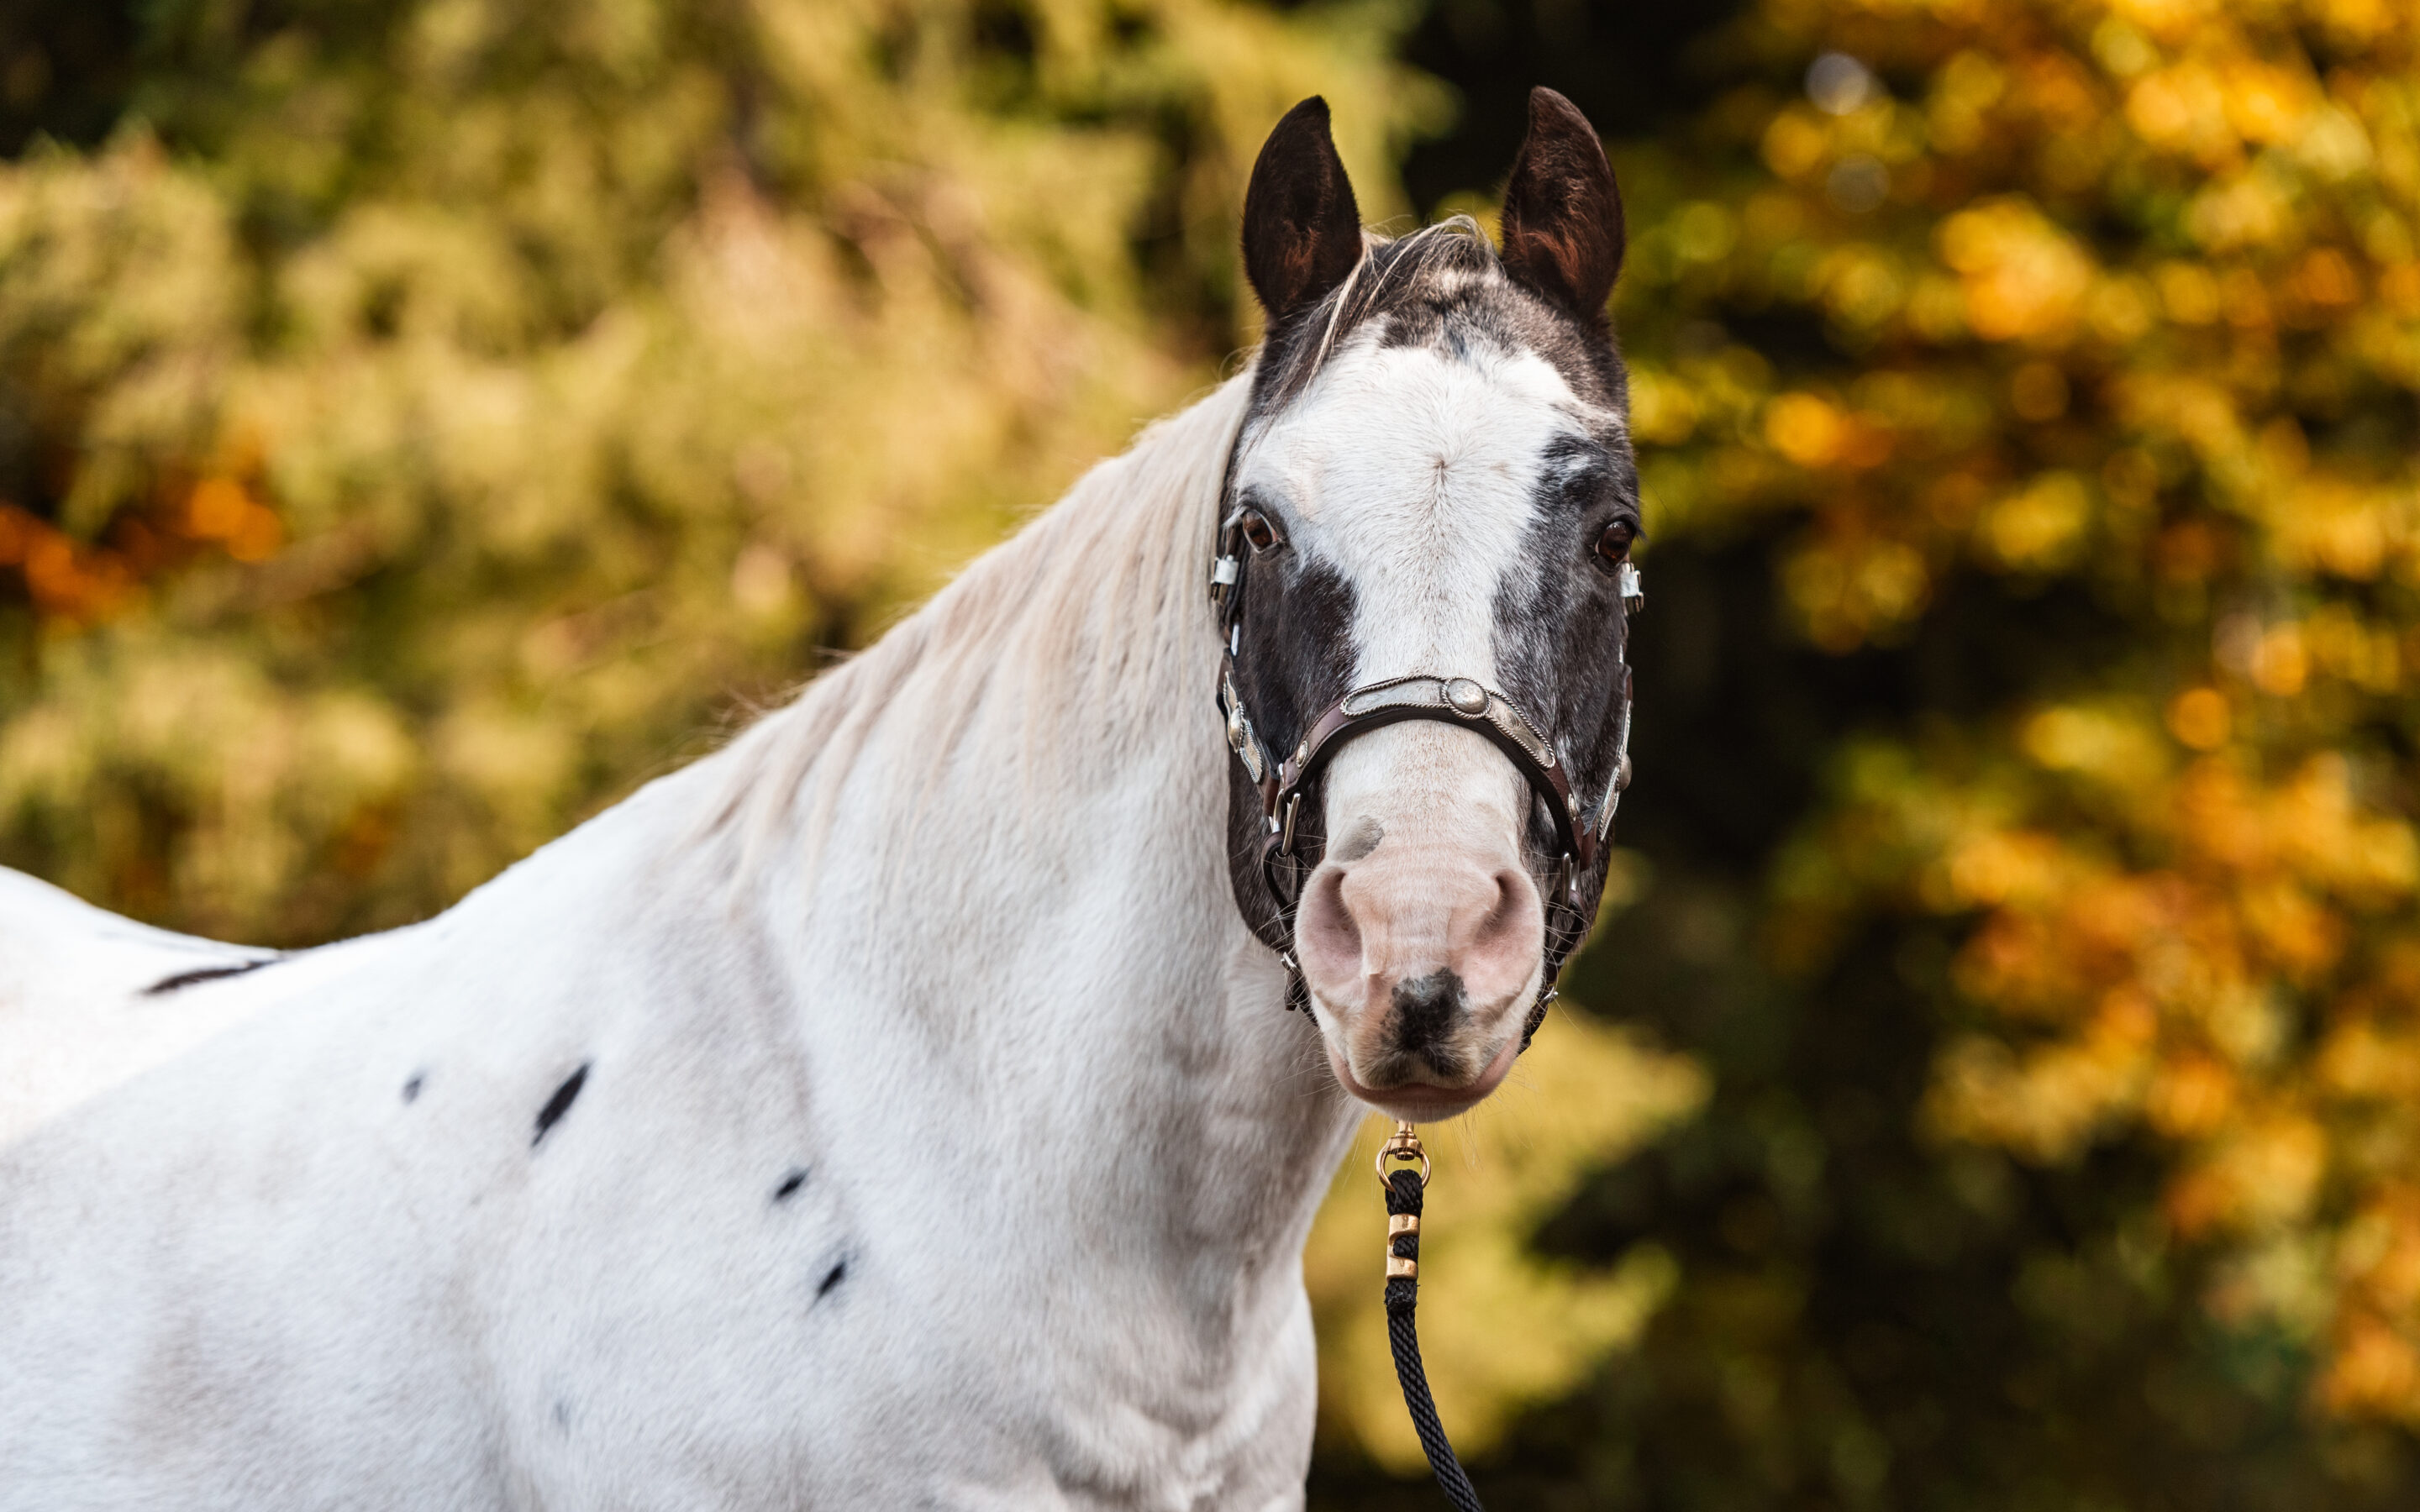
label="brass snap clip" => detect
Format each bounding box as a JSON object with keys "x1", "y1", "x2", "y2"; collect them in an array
[{"x1": 1375, "y1": 1120, "x2": 1430, "y2": 1193}]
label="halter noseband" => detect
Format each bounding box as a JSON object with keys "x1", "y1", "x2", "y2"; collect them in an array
[{"x1": 1209, "y1": 510, "x2": 1642, "y2": 1043}]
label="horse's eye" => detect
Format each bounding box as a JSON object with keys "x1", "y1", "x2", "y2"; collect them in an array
[
  {"x1": 1240, "y1": 510, "x2": 1280, "y2": 554},
  {"x1": 1595, "y1": 519, "x2": 1637, "y2": 570}
]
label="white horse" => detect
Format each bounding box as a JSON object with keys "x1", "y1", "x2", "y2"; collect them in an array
[{"x1": 0, "y1": 90, "x2": 1639, "y2": 1509}]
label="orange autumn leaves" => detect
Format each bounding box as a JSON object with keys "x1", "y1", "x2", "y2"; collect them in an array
[
  {"x1": 1636, "y1": 0, "x2": 2420, "y2": 1428},
  {"x1": 1925, "y1": 752, "x2": 2415, "y2": 1169},
  {"x1": 0, "y1": 475, "x2": 278, "y2": 626},
  {"x1": 1930, "y1": 743, "x2": 2420, "y2": 1425}
]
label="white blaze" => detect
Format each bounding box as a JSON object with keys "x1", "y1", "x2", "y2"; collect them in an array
[{"x1": 1237, "y1": 328, "x2": 1614, "y2": 1114}]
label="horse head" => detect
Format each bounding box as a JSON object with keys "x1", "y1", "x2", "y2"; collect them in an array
[{"x1": 1217, "y1": 89, "x2": 1639, "y2": 1124}]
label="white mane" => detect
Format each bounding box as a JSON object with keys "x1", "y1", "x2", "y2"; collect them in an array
[{"x1": 703, "y1": 372, "x2": 1252, "y2": 891}]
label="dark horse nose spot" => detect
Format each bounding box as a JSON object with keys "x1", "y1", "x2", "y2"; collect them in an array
[{"x1": 1390, "y1": 970, "x2": 1469, "y2": 1074}]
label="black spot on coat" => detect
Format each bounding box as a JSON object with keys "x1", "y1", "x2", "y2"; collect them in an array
[
  {"x1": 532, "y1": 1063, "x2": 590, "y2": 1147},
  {"x1": 772, "y1": 1168, "x2": 809, "y2": 1202},
  {"x1": 142, "y1": 958, "x2": 277, "y2": 995},
  {"x1": 402, "y1": 1073, "x2": 425, "y2": 1104}
]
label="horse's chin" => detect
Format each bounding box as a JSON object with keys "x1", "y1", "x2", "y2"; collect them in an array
[{"x1": 1325, "y1": 1030, "x2": 1521, "y2": 1123}]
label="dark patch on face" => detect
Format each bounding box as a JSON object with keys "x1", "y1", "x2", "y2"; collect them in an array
[
  {"x1": 1378, "y1": 270, "x2": 1628, "y2": 417},
  {"x1": 1490, "y1": 423, "x2": 1642, "y2": 939},
  {"x1": 1389, "y1": 971, "x2": 1471, "y2": 1079},
  {"x1": 817, "y1": 1260, "x2": 848, "y2": 1299},
  {"x1": 1331, "y1": 819, "x2": 1384, "y2": 864},
  {"x1": 552, "y1": 1399, "x2": 571, "y2": 1432},
  {"x1": 402, "y1": 1072, "x2": 425, "y2": 1104},
  {"x1": 142, "y1": 958, "x2": 277, "y2": 995},
  {"x1": 772, "y1": 1168, "x2": 809, "y2": 1202},
  {"x1": 1221, "y1": 549, "x2": 1358, "y2": 941},
  {"x1": 1244, "y1": 229, "x2": 1481, "y2": 424},
  {"x1": 531, "y1": 1063, "x2": 590, "y2": 1147}
]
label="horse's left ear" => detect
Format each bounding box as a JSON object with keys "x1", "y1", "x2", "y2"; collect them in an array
[{"x1": 1499, "y1": 87, "x2": 1624, "y2": 327}]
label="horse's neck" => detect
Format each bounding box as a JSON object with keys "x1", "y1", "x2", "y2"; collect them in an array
[{"x1": 681, "y1": 374, "x2": 1352, "y2": 1336}]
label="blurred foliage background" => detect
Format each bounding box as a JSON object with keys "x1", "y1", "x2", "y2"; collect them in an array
[{"x1": 11, "y1": 0, "x2": 2420, "y2": 1507}]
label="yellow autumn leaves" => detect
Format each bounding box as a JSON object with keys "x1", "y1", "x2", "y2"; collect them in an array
[{"x1": 1613, "y1": 0, "x2": 2420, "y2": 1433}]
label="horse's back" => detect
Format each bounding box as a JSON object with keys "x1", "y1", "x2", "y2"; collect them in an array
[
  {"x1": 0, "y1": 866, "x2": 274, "y2": 1147},
  {"x1": 0, "y1": 866, "x2": 502, "y2": 1509}
]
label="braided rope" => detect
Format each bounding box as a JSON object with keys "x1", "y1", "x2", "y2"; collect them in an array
[{"x1": 1383, "y1": 1168, "x2": 1485, "y2": 1512}]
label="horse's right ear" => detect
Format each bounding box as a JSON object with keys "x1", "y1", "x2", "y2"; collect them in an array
[{"x1": 1241, "y1": 97, "x2": 1364, "y2": 326}]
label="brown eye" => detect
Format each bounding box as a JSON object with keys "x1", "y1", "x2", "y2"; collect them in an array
[
  {"x1": 1595, "y1": 519, "x2": 1637, "y2": 570},
  {"x1": 1240, "y1": 510, "x2": 1280, "y2": 553}
]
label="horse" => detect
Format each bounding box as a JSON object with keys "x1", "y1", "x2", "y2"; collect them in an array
[{"x1": 0, "y1": 89, "x2": 1641, "y2": 1509}]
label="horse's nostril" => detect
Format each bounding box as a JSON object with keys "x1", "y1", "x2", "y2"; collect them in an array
[
  {"x1": 1390, "y1": 970, "x2": 1467, "y2": 1063},
  {"x1": 1479, "y1": 869, "x2": 1527, "y2": 946},
  {"x1": 1302, "y1": 865, "x2": 1360, "y2": 969}
]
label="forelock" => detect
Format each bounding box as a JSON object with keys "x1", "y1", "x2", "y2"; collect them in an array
[{"x1": 1245, "y1": 216, "x2": 1628, "y2": 428}]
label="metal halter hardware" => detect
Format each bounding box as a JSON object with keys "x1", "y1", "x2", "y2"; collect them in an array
[{"x1": 1209, "y1": 509, "x2": 1642, "y2": 1038}]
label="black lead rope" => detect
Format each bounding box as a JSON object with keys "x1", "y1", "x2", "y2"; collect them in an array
[{"x1": 1379, "y1": 1125, "x2": 1486, "y2": 1512}]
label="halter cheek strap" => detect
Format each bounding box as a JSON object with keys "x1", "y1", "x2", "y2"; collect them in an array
[{"x1": 1210, "y1": 515, "x2": 1641, "y2": 1042}]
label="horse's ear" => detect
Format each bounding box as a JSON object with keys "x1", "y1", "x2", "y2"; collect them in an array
[
  {"x1": 1499, "y1": 87, "x2": 1624, "y2": 327},
  {"x1": 1242, "y1": 97, "x2": 1365, "y2": 326}
]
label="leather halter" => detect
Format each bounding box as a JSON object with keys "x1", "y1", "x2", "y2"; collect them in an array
[{"x1": 1209, "y1": 508, "x2": 1642, "y2": 1041}]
